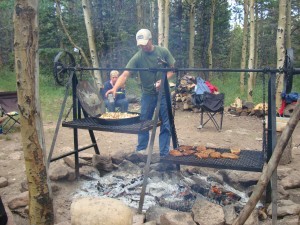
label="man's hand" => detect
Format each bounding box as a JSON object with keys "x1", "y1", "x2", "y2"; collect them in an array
[
  {"x1": 105, "y1": 88, "x2": 116, "y2": 98},
  {"x1": 155, "y1": 80, "x2": 161, "y2": 92}
]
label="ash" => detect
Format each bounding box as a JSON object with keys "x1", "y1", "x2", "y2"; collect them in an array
[{"x1": 72, "y1": 158, "x2": 248, "y2": 212}]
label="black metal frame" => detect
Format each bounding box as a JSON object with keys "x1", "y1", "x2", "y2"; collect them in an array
[{"x1": 49, "y1": 50, "x2": 300, "y2": 213}]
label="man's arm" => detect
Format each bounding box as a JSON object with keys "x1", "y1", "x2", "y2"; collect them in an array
[
  {"x1": 167, "y1": 64, "x2": 175, "y2": 79},
  {"x1": 105, "y1": 70, "x2": 131, "y2": 97}
]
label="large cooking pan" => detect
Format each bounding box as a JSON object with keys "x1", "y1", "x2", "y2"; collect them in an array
[{"x1": 93, "y1": 112, "x2": 141, "y2": 126}]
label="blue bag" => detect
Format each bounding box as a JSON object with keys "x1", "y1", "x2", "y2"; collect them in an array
[{"x1": 194, "y1": 77, "x2": 210, "y2": 94}]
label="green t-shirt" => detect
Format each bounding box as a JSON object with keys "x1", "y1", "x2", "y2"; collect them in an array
[{"x1": 126, "y1": 45, "x2": 175, "y2": 95}]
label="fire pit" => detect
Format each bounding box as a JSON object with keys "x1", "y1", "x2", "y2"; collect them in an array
[{"x1": 73, "y1": 153, "x2": 251, "y2": 212}]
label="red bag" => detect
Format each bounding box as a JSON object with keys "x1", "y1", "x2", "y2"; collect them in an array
[{"x1": 205, "y1": 81, "x2": 218, "y2": 94}]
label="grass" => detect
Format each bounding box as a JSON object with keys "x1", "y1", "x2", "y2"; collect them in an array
[{"x1": 1, "y1": 67, "x2": 299, "y2": 123}]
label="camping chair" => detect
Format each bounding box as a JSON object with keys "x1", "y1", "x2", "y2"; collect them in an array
[
  {"x1": 0, "y1": 91, "x2": 20, "y2": 134},
  {"x1": 193, "y1": 92, "x2": 225, "y2": 131}
]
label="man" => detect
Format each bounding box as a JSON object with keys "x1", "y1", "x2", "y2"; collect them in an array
[
  {"x1": 106, "y1": 29, "x2": 175, "y2": 157},
  {"x1": 102, "y1": 70, "x2": 129, "y2": 112}
]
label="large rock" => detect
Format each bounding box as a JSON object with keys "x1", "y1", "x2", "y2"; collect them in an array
[
  {"x1": 92, "y1": 155, "x2": 114, "y2": 173},
  {"x1": 70, "y1": 197, "x2": 133, "y2": 225},
  {"x1": 160, "y1": 211, "x2": 196, "y2": 225},
  {"x1": 7, "y1": 191, "x2": 29, "y2": 210},
  {"x1": 145, "y1": 206, "x2": 174, "y2": 225},
  {"x1": 267, "y1": 199, "x2": 300, "y2": 217},
  {"x1": 280, "y1": 170, "x2": 300, "y2": 189},
  {"x1": 192, "y1": 198, "x2": 225, "y2": 225},
  {"x1": 0, "y1": 177, "x2": 8, "y2": 188},
  {"x1": 219, "y1": 170, "x2": 260, "y2": 191}
]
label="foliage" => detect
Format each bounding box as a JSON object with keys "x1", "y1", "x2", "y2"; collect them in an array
[{"x1": 0, "y1": 0, "x2": 299, "y2": 119}]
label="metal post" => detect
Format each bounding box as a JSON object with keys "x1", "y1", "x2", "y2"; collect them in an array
[
  {"x1": 72, "y1": 74, "x2": 80, "y2": 179},
  {"x1": 267, "y1": 72, "x2": 277, "y2": 223}
]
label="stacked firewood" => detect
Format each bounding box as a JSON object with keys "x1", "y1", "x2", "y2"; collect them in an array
[
  {"x1": 228, "y1": 97, "x2": 268, "y2": 117},
  {"x1": 172, "y1": 75, "x2": 198, "y2": 111}
]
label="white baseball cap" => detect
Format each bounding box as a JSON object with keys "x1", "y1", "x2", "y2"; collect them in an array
[{"x1": 136, "y1": 29, "x2": 152, "y2": 46}]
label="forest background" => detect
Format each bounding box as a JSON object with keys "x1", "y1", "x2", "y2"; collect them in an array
[{"x1": 0, "y1": 0, "x2": 300, "y2": 121}]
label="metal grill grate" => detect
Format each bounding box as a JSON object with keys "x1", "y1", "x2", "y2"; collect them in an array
[
  {"x1": 62, "y1": 117, "x2": 158, "y2": 134},
  {"x1": 160, "y1": 148, "x2": 264, "y2": 172}
]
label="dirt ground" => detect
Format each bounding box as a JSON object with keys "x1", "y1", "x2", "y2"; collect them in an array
[{"x1": 0, "y1": 109, "x2": 300, "y2": 224}]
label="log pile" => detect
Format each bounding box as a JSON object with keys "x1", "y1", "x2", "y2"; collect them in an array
[
  {"x1": 172, "y1": 75, "x2": 198, "y2": 112},
  {"x1": 228, "y1": 97, "x2": 268, "y2": 117},
  {"x1": 172, "y1": 75, "x2": 269, "y2": 117}
]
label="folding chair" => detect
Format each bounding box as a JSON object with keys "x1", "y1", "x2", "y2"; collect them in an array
[
  {"x1": 0, "y1": 91, "x2": 20, "y2": 134},
  {"x1": 193, "y1": 92, "x2": 225, "y2": 131}
]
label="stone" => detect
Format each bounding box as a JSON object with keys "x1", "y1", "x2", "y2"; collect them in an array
[
  {"x1": 277, "y1": 167, "x2": 294, "y2": 180},
  {"x1": 7, "y1": 191, "x2": 29, "y2": 210},
  {"x1": 223, "y1": 205, "x2": 237, "y2": 225},
  {"x1": 92, "y1": 154, "x2": 114, "y2": 172},
  {"x1": 144, "y1": 221, "x2": 156, "y2": 225},
  {"x1": 78, "y1": 152, "x2": 93, "y2": 161},
  {"x1": 70, "y1": 197, "x2": 133, "y2": 225},
  {"x1": 192, "y1": 198, "x2": 225, "y2": 225},
  {"x1": 160, "y1": 211, "x2": 196, "y2": 225},
  {"x1": 63, "y1": 156, "x2": 90, "y2": 169},
  {"x1": 49, "y1": 163, "x2": 75, "y2": 181},
  {"x1": 54, "y1": 221, "x2": 71, "y2": 225},
  {"x1": 280, "y1": 170, "x2": 300, "y2": 189},
  {"x1": 277, "y1": 215, "x2": 300, "y2": 225},
  {"x1": 0, "y1": 177, "x2": 8, "y2": 188},
  {"x1": 111, "y1": 152, "x2": 126, "y2": 165},
  {"x1": 219, "y1": 170, "x2": 261, "y2": 191},
  {"x1": 145, "y1": 206, "x2": 174, "y2": 225},
  {"x1": 132, "y1": 213, "x2": 145, "y2": 225},
  {"x1": 267, "y1": 199, "x2": 300, "y2": 217}
]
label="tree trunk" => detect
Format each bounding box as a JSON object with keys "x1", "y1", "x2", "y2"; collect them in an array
[
  {"x1": 163, "y1": 0, "x2": 170, "y2": 48},
  {"x1": 13, "y1": 1, "x2": 54, "y2": 224},
  {"x1": 55, "y1": 0, "x2": 90, "y2": 67},
  {"x1": 286, "y1": 0, "x2": 291, "y2": 48},
  {"x1": 82, "y1": 0, "x2": 105, "y2": 112},
  {"x1": 188, "y1": 0, "x2": 195, "y2": 68},
  {"x1": 150, "y1": 1, "x2": 155, "y2": 31},
  {"x1": 158, "y1": 0, "x2": 164, "y2": 46},
  {"x1": 247, "y1": 0, "x2": 255, "y2": 102},
  {"x1": 232, "y1": 100, "x2": 300, "y2": 225},
  {"x1": 240, "y1": 0, "x2": 249, "y2": 93},
  {"x1": 253, "y1": 3, "x2": 259, "y2": 86},
  {"x1": 275, "y1": 0, "x2": 287, "y2": 109},
  {"x1": 208, "y1": 0, "x2": 216, "y2": 80},
  {"x1": 136, "y1": 0, "x2": 144, "y2": 28}
]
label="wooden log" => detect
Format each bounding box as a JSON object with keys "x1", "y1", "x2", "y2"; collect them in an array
[{"x1": 232, "y1": 100, "x2": 300, "y2": 225}]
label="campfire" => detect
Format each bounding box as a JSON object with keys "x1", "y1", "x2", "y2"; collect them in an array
[{"x1": 73, "y1": 152, "x2": 249, "y2": 212}]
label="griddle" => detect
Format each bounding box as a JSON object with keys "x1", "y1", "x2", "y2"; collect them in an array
[
  {"x1": 62, "y1": 117, "x2": 159, "y2": 134},
  {"x1": 160, "y1": 148, "x2": 264, "y2": 172}
]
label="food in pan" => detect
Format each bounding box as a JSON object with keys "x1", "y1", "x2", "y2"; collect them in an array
[
  {"x1": 99, "y1": 112, "x2": 139, "y2": 119},
  {"x1": 230, "y1": 147, "x2": 241, "y2": 155},
  {"x1": 179, "y1": 145, "x2": 195, "y2": 151},
  {"x1": 203, "y1": 149, "x2": 216, "y2": 154},
  {"x1": 221, "y1": 152, "x2": 239, "y2": 159},
  {"x1": 169, "y1": 149, "x2": 184, "y2": 157},
  {"x1": 182, "y1": 149, "x2": 196, "y2": 156},
  {"x1": 196, "y1": 145, "x2": 207, "y2": 152},
  {"x1": 195, "y1": 152, "x2": 210, "y2": 159},
  {"x1": 209, "y1": 151, "x2": 222, "y2": 159}
]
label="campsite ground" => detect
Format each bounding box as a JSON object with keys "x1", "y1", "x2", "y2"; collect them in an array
[{"x1": 0, "y1": 109, "x2": 300, "y2": 224}]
